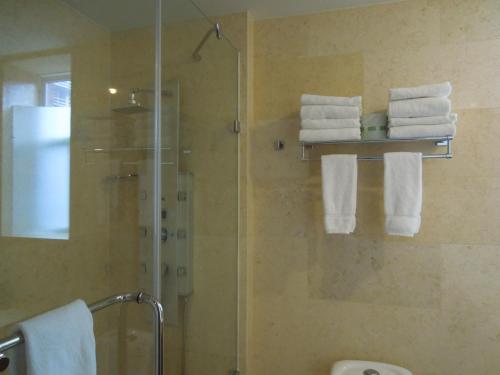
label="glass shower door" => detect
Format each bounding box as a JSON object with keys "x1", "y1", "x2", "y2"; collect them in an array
[
  {"x1": 161, "y1": 2, "x2": 240, "y2": 375},
  {"x1": 0, "y1": 0, "x2": 160, "y2": 374}
]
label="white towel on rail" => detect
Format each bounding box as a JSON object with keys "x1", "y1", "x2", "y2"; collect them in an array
[
  {"x1": 389, "y1": 113, "x2": 458, "y2": 127},
  {"x1": 389, "y1": 82, "x2": 452, "y2": 101},
  {"x1": 301, "y1": 118, "x2": 361, "y2": 130},
  {"x1": 321, "y1": 154, "x2": 357, "y2": 234},
  {"x1": 388, "y1": 97, "x2": 451, "y2": 118},
  {"x1": 301, "y1": 94, "x2": 362, "y2": 107},
  {"x1": 384, "y1": 152, "x2": 422, "y2": 237},
  {"x1": 10, "y1": 300, "x2": 96, "y2": 375},
  {"x1": 301, "y1": 105, "x2": 360, "y2": 120},
  {"x1": 388, "y1": 124, "x2": 456, "y2": 139},
  {"x1": 299, "y1": 128, "x2": 361, "y2": 142}
]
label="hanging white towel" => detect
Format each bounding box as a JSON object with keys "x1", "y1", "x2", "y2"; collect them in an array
[
  {"x1": 388, "y1": 97, "x2": 451, "y2": 118},
  {"x1": 301, "y1": 94, "x2": 362, "y2": 107},
  {"x1": 299, "y1": 128, "x2": 361, "y2": 142},
  {"x1": 321, "y1": 154, "x2": 357, "y2": 234},
  {"x1": 301, "y1": 118, "x2": 361, "y2": 130},
  {"x1": 10, "y1": 300, "x2": 96, "y2": 375},
  {"x1": 389, "y1": 113, "x2": 458, "y2": 127},
  {"x1": 384, "y1": 152, "x2": 422, "y2": 237},
  {"x1": 388, "y1": 123, "x2": 456, "y2": 139},
  {"x1": 389, "y1": 82, "x2": 452, "y2": 101},
  {"x1": 300, "y1": 105, "x2": 360, "y2": 120}
]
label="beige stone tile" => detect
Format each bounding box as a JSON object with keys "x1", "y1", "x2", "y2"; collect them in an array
[
  {"x1": 308, "y1": 238, "x2": 442, "y2": 308},
  {"x1": 440, "y1": 0, "x2": 500, "y2": 44},
  {"x1": 441, "y1": 244, "x2": 500, "y2": 314},
  {"x1": 455, "y1": 39, "x2": 500, "y2": 109},
  {"x1": 252, "y1": 295, "x2": 443, "y2": 375},
  {"x1": 252, "y1": 184, "x2": 317, "y2": 238},
  {"x1": 252, "y1": 235, "x2": 309, "y2": 298},
  {"x1": 435, "y1": 308, "x2": 500, "y2": 374},
  {"x1": 255, "y1": 0, "x2": 440, "y2": 58},
  {"x1": 254, "y1": 53, "x2": 363, "y2": 121}
]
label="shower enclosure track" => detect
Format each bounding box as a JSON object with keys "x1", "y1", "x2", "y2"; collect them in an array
[{"x1": 0, "y1": 292, "x2": 164, "y2": 375}]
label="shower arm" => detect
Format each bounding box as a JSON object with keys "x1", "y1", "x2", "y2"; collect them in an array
[{"x1": 192, "y1": 23, "x2": 223, "y2": 61}]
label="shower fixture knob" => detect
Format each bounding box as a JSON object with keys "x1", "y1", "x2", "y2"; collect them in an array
[
  {"x1": 0, "y1": 353, "x2": 9, "y2": 372},
  {"x1": 161, "y1": 228, "x2": 168, "y2": 242}
]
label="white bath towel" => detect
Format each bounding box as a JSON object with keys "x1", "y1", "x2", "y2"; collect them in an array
[
  {"x1": 299, "y1": 128, "x2": 361, "y2": 142},
  {"x1": 389, "y1": 113, "x2": 458, "y2": 127},
  {"x1": 301, "y1": 94, "x2": 362, "y2": 107},
  {"x1": 389, "y1": 82, "x2": 452, "y2": 101},
  {"x1": 10, "y1": 300, "x2": 96, "y2": 375},
  {"x1": 384, "y1": 152, "x2": 422, "y2": 237},
  {"x1": 321, "y1": 154, "x2": 357, "y2": 234},
  {"x1": 301, "y1": 105, "x2": 361, "y2": 120},
  {"x1": 388, "y1": 97, "x2": 451, "y2": 118},
  {"x1": 301, "y1": 118, "x2": 361, "y2": 130},
  {"x1": 388, "y1": 124, "x2": 456, "y2": 139}
]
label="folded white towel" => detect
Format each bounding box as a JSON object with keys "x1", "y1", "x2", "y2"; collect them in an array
[
  {"x1": 301, "y1": 105, "x2": 360, "y2": 120},
  {"x1": 389, "y1": 82, "x2": 452, "y2": 101},
  {"x1": 388, "y1": 97, "x2": 451, "y2": 118},
  {"x1": 299, "y1": 128, "x2": 361, "y2": 142},
  {"x1": 321, "y1": 154, "x2": 357, "y2": 234},
  {"x1": 388, "y1": 124, "x2": 456, "y2": 139},
  {"x1": 301, "y1": 118, "x2": 361, "y2": 130},
  {"x1": 11, "y1": 300, "x2": 96, "y2": 375},
  {"x1": 389, "y1": 113, "x2": 458, "y2": 127},
  {"x1": 301, "y1": 94, "x2": 362, "y2": 107},
  {"x1": 384, "y1": 152, "x2": 422, "y2": 237}
]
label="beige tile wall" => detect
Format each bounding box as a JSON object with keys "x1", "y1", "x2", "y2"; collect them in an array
[{"x1": 248, "y1": 1, "x2": 500, "y2": 374}]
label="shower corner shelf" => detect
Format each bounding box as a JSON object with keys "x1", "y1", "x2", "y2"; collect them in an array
[
  {"x1": 300, "y1": 136, "x2": 453, "y2": 161},
  {"x1": 85, "y1": 146, "x2": 172, "y2": 153}
]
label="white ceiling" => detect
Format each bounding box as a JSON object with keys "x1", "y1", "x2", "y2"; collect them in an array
[
  {"x1": 62, "y1": 0, "x2": 401, "y2": 32},
  {"x1": 195, "y1": 0, "x2": 401, "y2": 20}
]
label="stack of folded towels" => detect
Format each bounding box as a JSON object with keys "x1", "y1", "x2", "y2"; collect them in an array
[
  {"x1": 387, "y1": 82, "x2": 457, "y2": 139},
  {"x1": 299, "y1": 94, "x2": 362, "y2": 142}
]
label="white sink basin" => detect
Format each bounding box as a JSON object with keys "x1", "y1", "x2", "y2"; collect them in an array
[{"x1": 331, "y1": 360, "x2": 412, "y2": 375}]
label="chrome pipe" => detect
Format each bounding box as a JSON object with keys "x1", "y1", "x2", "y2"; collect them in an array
[
  {"x1": 0, "y1": 292, "x2": 164, "y2": 375},
  {"x1": 0, "y1": 335, "x2": 23, "y2": 353},
  {"x1": 192, "y1": 23, "x2": 223, "y2": 61}
]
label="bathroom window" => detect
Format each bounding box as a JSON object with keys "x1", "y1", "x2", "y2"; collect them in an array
[
  {"x1": 1, "y1": 56, "x2": 71, "y2": 240},
  {"x1": 44, "y1": 78, "x2": 71, "y2": 107}
]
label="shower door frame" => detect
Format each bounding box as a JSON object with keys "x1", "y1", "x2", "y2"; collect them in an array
[
  {"x1": 152, "y1": 1, "x2": 163, "y2": 373},
  {"x1": 152, "y1": 2, "x2": 242, "y2": 374}
]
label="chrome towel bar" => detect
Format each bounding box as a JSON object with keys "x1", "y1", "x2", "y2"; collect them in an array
[
  {"x1": 300, "y1": 136, "x2": 453, "y2": 161},
  {"x1": 0, "y1": 291, "x2": 164, "y2": 375}
]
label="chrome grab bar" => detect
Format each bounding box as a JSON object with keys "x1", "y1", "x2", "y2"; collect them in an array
[{"x1": 0, "y1": 291, "x2": 164, "y2": 375}]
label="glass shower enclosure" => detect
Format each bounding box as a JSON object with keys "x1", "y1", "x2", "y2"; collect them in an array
[{"x1": 0, "y1": 0, "x2": 240, "y2": 374}]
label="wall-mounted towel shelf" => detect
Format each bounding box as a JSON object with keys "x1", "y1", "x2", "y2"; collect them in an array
[{"x1": 300, "y1": 136, "x2": 453, "y2": 161}]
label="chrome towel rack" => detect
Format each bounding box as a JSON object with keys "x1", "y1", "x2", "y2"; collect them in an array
[
  {"x1": 300, "y1": 136, "x2": 453, "y2": 161},
  {"x1": 0, "y1": 291, "x2": 164, "y2": 375}
]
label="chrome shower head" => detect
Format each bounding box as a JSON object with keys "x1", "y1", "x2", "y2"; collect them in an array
[{"x1": 112, "y1": 90, "x2": 152, "y2": 114}]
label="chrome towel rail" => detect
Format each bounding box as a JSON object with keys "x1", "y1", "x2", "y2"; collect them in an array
[
  {"x1": 0, "y1": 292, "x2": 164, "y2": 375},
  {"x1": 300, "y1": 136, "x2": 453, "y2": 161}
]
